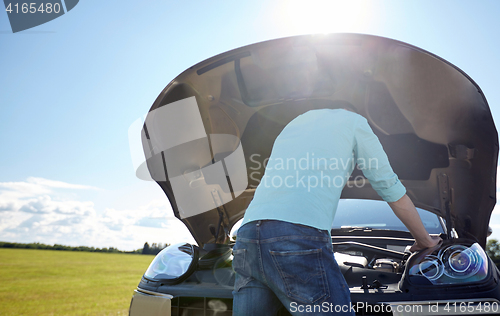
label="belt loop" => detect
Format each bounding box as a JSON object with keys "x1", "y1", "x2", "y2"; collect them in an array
[{"x1": 256, "y1": 220, "x2": 261, "y2": 241}]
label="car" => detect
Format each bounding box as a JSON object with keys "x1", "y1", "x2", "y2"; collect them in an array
[{"x1": 128, "y1": 33, "x2": 499, "y2": 316}]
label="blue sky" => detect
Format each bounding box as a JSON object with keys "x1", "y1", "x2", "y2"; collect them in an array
[{"x1": 1, "y1": 0, "x2": 500, "y2": 250}]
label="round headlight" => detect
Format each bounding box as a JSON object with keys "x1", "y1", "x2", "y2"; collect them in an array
[
  {"x1": 439, "y1": 244, "x2": 482, "y2": 279},
  {"x1": 418, "y1": 255, "x2": 444, "y2": 280},
  {"x1": 449, "y1": 250, "x2": 471, "y2": 272},
  {"x1": 144, "y1": 242, "x2": 198, "y2": 284}
]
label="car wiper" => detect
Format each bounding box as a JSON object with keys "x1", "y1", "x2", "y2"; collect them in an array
[
  {"x1": 332, "y1": 226, "x2": 408, "y2": 234},
  {"x1": 334, "y1": 226, "x2": 376, "y2": 232}
]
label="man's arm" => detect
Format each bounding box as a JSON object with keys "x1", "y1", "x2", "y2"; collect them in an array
[
  {"x1": 352, "y1": 116, "x2": 441, "y2": 251},
  {"x1": 388, "y1": 194, "x2": 442, "y2": 251}
]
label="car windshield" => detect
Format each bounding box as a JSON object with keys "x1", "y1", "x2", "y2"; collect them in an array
[{"x1": 332, "y1": 199, "x2": 444, "y2": 234}]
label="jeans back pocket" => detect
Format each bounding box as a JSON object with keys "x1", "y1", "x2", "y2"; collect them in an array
[{"x1": 270, "y1": 248, "x2": 330, "y2": 304}]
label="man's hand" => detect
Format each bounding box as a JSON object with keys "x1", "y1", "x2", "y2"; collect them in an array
[{"x1": 409, "y1": 235, "x2": 442, "y2": 252}]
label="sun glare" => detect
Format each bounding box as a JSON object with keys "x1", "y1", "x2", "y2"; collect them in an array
[{"x1": 281, "y1": 0, "x2": 372, "y2": 35}]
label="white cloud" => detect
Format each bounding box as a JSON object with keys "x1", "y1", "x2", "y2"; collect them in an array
[
  {"x1": 0, "y1": 177, "x2": 195, "y2": 251},
  {"x1": 18, "y1": 195, "x2": 95, "y2": 216},
  {"x1": 26, "y1": 177, "x2": 99, "y2": 190},
  {"x1": 0, "y1": 177, "x2": 98, "y2": 213}
]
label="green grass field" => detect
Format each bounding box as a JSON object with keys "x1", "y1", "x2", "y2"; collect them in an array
[{"x1": 0, "y1": 248, "x2": 154, "y2": 316}]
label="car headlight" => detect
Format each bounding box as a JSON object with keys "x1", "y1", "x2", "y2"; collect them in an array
[
  {"x1": 144, "y1": 242, "x2": 198, "y2": 285},
  {"x1": 408, "y1": 242, "x2": 488, "y2": 285}
]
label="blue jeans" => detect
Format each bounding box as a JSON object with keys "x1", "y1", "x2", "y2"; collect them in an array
[{"x1": 232, "y1": 220, "x2": 354, "y2": 316}]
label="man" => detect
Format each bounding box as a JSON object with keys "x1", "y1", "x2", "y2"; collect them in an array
[{"x1": 232, "y1": 106, "x2": 441, "y2": 315}]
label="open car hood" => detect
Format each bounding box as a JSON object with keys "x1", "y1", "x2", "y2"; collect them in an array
[{"x1": 140, "y1": 34, "x2": 498, "y2": 247}]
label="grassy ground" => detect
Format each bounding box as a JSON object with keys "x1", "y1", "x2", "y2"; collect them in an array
[{"x1": 0, "y1": 248, "x2": 154, "y2": 315}]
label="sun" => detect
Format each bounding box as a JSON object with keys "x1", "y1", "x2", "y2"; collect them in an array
[{"x1": 281, "y1": 0, "x2": 372, "y2": 35}]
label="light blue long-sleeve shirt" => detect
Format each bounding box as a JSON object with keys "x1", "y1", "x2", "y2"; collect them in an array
[{"x1": 241, "y1": 108, "x2": 406, "y2": 231}]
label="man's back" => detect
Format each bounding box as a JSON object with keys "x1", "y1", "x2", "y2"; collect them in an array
[{"x1": 242, "y1": 108, "x2": 406, "y2": 230}]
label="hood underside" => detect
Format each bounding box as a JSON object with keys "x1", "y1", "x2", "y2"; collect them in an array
[{"x1": 141, "y1": 34, "x2": 498, "y2": 247}]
